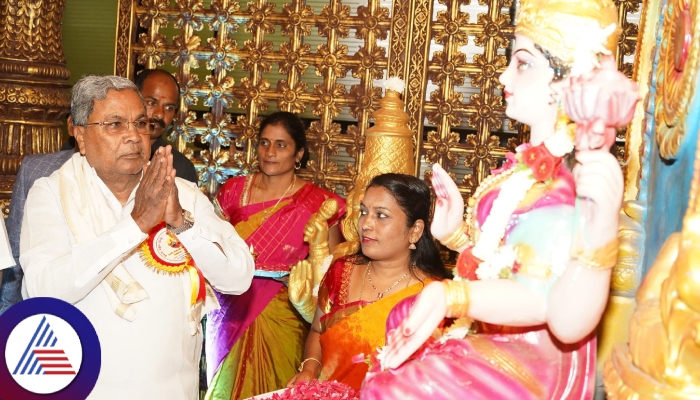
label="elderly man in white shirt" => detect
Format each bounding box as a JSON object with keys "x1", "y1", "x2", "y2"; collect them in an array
[{"x1": 20, "y1": 75, "x2": 255, "y2": 400}]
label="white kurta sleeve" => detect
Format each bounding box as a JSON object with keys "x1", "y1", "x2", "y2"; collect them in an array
[
  {"x1": 0, "y1": 217, "x2": 15, "y2": 270},
  {"x1": 20, "y1": 180, "x2": 147, "y2": 304},
  {"x1": 175, "y1": 185, "x2": 255, "y2": 295}
]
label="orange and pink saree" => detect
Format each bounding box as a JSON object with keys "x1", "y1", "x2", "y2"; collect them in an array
[
  {"x1": 205, "y1": 175, "x2": 345, "y2": 399},
  {"x1": 317, "y1": 258, "x2": 428, "y2": 390}
]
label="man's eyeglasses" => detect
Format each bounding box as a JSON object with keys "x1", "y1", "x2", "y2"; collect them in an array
[{"x1": 80, "y1": 120, "x2": 153, "y2": 135}]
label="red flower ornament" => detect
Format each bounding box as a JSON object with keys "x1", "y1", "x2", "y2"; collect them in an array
[
  {"x1": 455, "y1": 246, "x2": 483, "y2": 280},
  {"x1": 521, "y1": 144, "x2": 561, "y2": 182}
]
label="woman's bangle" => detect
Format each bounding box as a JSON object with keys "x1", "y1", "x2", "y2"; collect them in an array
[
  {"x1": 441, "y1": 221, "x2": 470, "y2": 251},
  {"x1": 572, "y1": 238, "x2": 620, "y2": 270},
  {"x1": 298, "y1": 357, "x2": 322, "y2": 373},
  {"x1": 444, "y1": 279, "x2": 470, "y2": 318}
]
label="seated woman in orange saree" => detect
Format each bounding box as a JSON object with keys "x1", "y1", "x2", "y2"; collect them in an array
[
  {"x1": 316, "y1": 257, "x2": 428, "y2": 389},
  {"x1": 205, "y1": 112, "x2": 345, "y2": 400},
  {"x1": 286, "y1": 173, "x2": 451, "y2": 391}
]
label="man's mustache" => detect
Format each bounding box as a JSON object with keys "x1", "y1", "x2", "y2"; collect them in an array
[{"x1": 149, "y1": 118, "x2": 166, "y2": 129}]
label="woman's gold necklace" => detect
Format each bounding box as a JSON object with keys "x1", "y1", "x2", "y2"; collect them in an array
[
  {"x1": 254, "y1": 173, "x2": 296, "y2": 222},
  {"x1": 365, "y1": 261, "x2": 408, "y2": 300}
]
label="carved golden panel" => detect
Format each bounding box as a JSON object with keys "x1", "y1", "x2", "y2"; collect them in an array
[
  {"x1": 655, "y1": 0, "x2": 700, "y2": 159},
  {"x1": 114, "y1": 0, "x2": 641, "y2": 202}
]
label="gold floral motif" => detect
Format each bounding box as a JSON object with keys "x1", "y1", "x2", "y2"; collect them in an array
[
  {"x1": 471, "y1": 54, "x2": 507, "y2": 88},
  {"x1": 276, "y1": 80, "x2": 308, "y2": 114},
  {"x1": 170, "y1": 110, "x2": 198, "y2": 143},
  {"x1": 137, "y1": 33, "x2": 167, "y2": 67},
  {"x1": 172, "y1": 34, "x2": 201, "y2": 68},
  {"x1": 281, "y1": 1, "x2": 314, "y2": 37},
  {"x1": 317, "y1": 0, "x2": 350, "y2": 38},
  {"x1": 140, "y1": 0, "x2": 170, "y2": 29},
  {"x1": 351, "y1": 46, "x2": 387, "y2": 79},
  {"x1": 425, "y1": 131, "x2": 460, "y2": 168},
  {"x1": 237, "y1": 78, "x2": 270, "y2": 110},
  {"x1": 174, "y1": 0, "x2": 204, "y2": 31},
  {"x1": 232, "y1": 115, "x2": 261, "y2": 147},
  {"x1": 204, "y1": 75, "x2": 235, "y2": 108},
  {"x1": 306, "y1": 120, "x2": 341, "y2": 156},
  {"x1": 278, "y1": 42, "x2": 311, "y2": 75},
  {"x1": 312, "y1": 83, "x2": 345, "y2": 118},
  {"x1": 207, "y1": 37, "x2": 237, "y2": 71},
  {"x1": 474, "y1": 13, "x2": 510, "y2": 49},
  {"x1": 427, "y1": 89, "x2": 463, "y2": 127},
  {"x1": 433, "y1": 10, "x2": 470, "y2": 46},
  {"x1": 210, "y1": 0, "x2": 240, "y2": 32},
  {"x1": 467, "y1": 93, "x2": 503, "y2": 129},
  {"x1": 356, "y1": 5, "x2": 390, "y2": 40},
  {"x1": 619, "y1": 21, "x2": 640, "y2": 56},
  {"x1": 430, "y1": 52, "x2": 468, "y2": 86},
  {"x1": 345, "y1": 125, "x2": 366, "y2": 160},
  {"x1": 315, "y1": 44, "x2": 349, "y2": 78},
  {"x1": 200, "y1": 149, "x2": 230, "y2": 186},
  {"x1": 348, "y1": 85, "x2": 382, "y2": 119},
  {"x1": 245, "y1": 2, "x2": 276, "y2": 34},
  {"x1": 201, "y1": 113, "x2": 233, "y2": 146},
  {"x1": 464, "y1": 134, "x2": 500, "y2": 173},
  {"x1": 241, "y1": 40, "x2": 273, "y2": 73}
]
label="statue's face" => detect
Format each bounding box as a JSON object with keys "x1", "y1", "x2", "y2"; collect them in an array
[{"x1": 499, "y1": 34, "x2": 565, "y2": 145}]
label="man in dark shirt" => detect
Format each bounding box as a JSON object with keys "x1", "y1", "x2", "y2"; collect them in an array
[{"x1": 134, "y1": 69, "x2": 198, "y2": 183}]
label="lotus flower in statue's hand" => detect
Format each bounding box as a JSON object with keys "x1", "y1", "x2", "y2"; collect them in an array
[{"x1": 563, "y1": 55, "x2": 640, "y2": 152}]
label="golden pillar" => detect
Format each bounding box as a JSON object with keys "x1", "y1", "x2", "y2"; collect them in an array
[
  {"x1": 334, "y1": 88, "x2": 416, "y2": 259},
  {"x1": 0, "y1": 0, "x2": 71, "y2": 210}
]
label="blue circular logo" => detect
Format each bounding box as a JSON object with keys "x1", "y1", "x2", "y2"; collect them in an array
[{"x1": 0, "y1": 298, "x2": 101, "y2": 400}]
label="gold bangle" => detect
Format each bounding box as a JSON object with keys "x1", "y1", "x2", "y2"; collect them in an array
[
  {"x1": 298, "y1": 357, "x2": 322, "y2": 372},
  {"x1": 444, "y1": 279, "x2": 470, "y2": 318},
  {"x1": 572, "y1": 238, "x2": 620, "y2": 270},
  {"x1": 440, "y1": 221, "x2": 470, "y2": 251}
]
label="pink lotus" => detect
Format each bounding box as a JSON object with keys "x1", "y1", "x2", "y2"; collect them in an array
[{"x1": 563, "y1": 56, "x2": 640, "y2": 152}]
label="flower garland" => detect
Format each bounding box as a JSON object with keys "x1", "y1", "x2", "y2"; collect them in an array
[
  {"x1": 461, "y1": 118, "x2": 574, "y2": 281},
  {"x1": 264, "y1": 380, "x2": 359, "y2": 399}
]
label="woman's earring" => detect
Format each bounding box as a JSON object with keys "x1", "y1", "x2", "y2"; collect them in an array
[
  {"x1": 409, "y1": 241, "x2": 416, "y2": 250},
  {"x1": 295, "y1": 161, "x2": 301, "y2": 170}
]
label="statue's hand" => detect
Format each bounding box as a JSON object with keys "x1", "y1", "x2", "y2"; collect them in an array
[
  {"x1": 430, "y1": 164, "x2": 466, "y2": 243},
  {"x1": 573, "y1": 150, "x2": 623, "y2": 250},
  {"x1": 288, "y1": 259, "x2": 316, "y2": 323},
  {"x1": 382, "y1": 281, "x2": 448, "y2": 369},
  {"x1": 304, "y1": 199, "x2": 338, "y2": 250}
]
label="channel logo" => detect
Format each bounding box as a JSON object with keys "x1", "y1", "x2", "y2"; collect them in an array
[{"x1": 0, "y1": 298, "x2": 100, "y2": 400}]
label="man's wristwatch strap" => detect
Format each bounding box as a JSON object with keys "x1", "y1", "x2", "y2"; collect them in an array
[{"x1": 167, "y1": 210, "x2": 194, "y2": 235}]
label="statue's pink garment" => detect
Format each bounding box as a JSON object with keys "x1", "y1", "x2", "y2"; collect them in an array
[{"x1": 361, "y1": 297, "x2": 596, "y2": 400}]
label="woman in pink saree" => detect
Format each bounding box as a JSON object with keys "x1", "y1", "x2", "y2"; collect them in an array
[
  {"x1": 205, "y1": 112, "x2": 345, "y2": 399},
  {"x1": 361, "y1": 0, "x2": 638, "y2": 398}
]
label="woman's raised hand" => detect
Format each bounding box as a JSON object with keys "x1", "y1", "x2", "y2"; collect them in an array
[
  {"x1": 430, "y1": 164, "x2": 465, "y2": 243},
  {"x1": 381, "y1": 281, "x2": 448, "y2": 369}
]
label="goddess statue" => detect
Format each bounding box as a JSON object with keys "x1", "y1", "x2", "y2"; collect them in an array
[{"x1": 360, "y1": 0, "x2": 639, "y2": 398}]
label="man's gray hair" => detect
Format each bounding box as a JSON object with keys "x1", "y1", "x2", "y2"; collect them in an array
[{"x1": 71, "y1": 75, "x2": 141, "y2": 126}]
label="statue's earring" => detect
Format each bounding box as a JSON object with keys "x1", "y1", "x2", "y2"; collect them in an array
[
  {"x1": 409, "y1": 241, "x2": 416, "y2": 250},
  {"x1": 295, "y1": 161, "x2": 301, "y2": 170}
]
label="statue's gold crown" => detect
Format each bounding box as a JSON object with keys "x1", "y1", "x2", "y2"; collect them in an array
[{"x1": 515, "y1": 0, "x2": 619, "y2": 67}]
